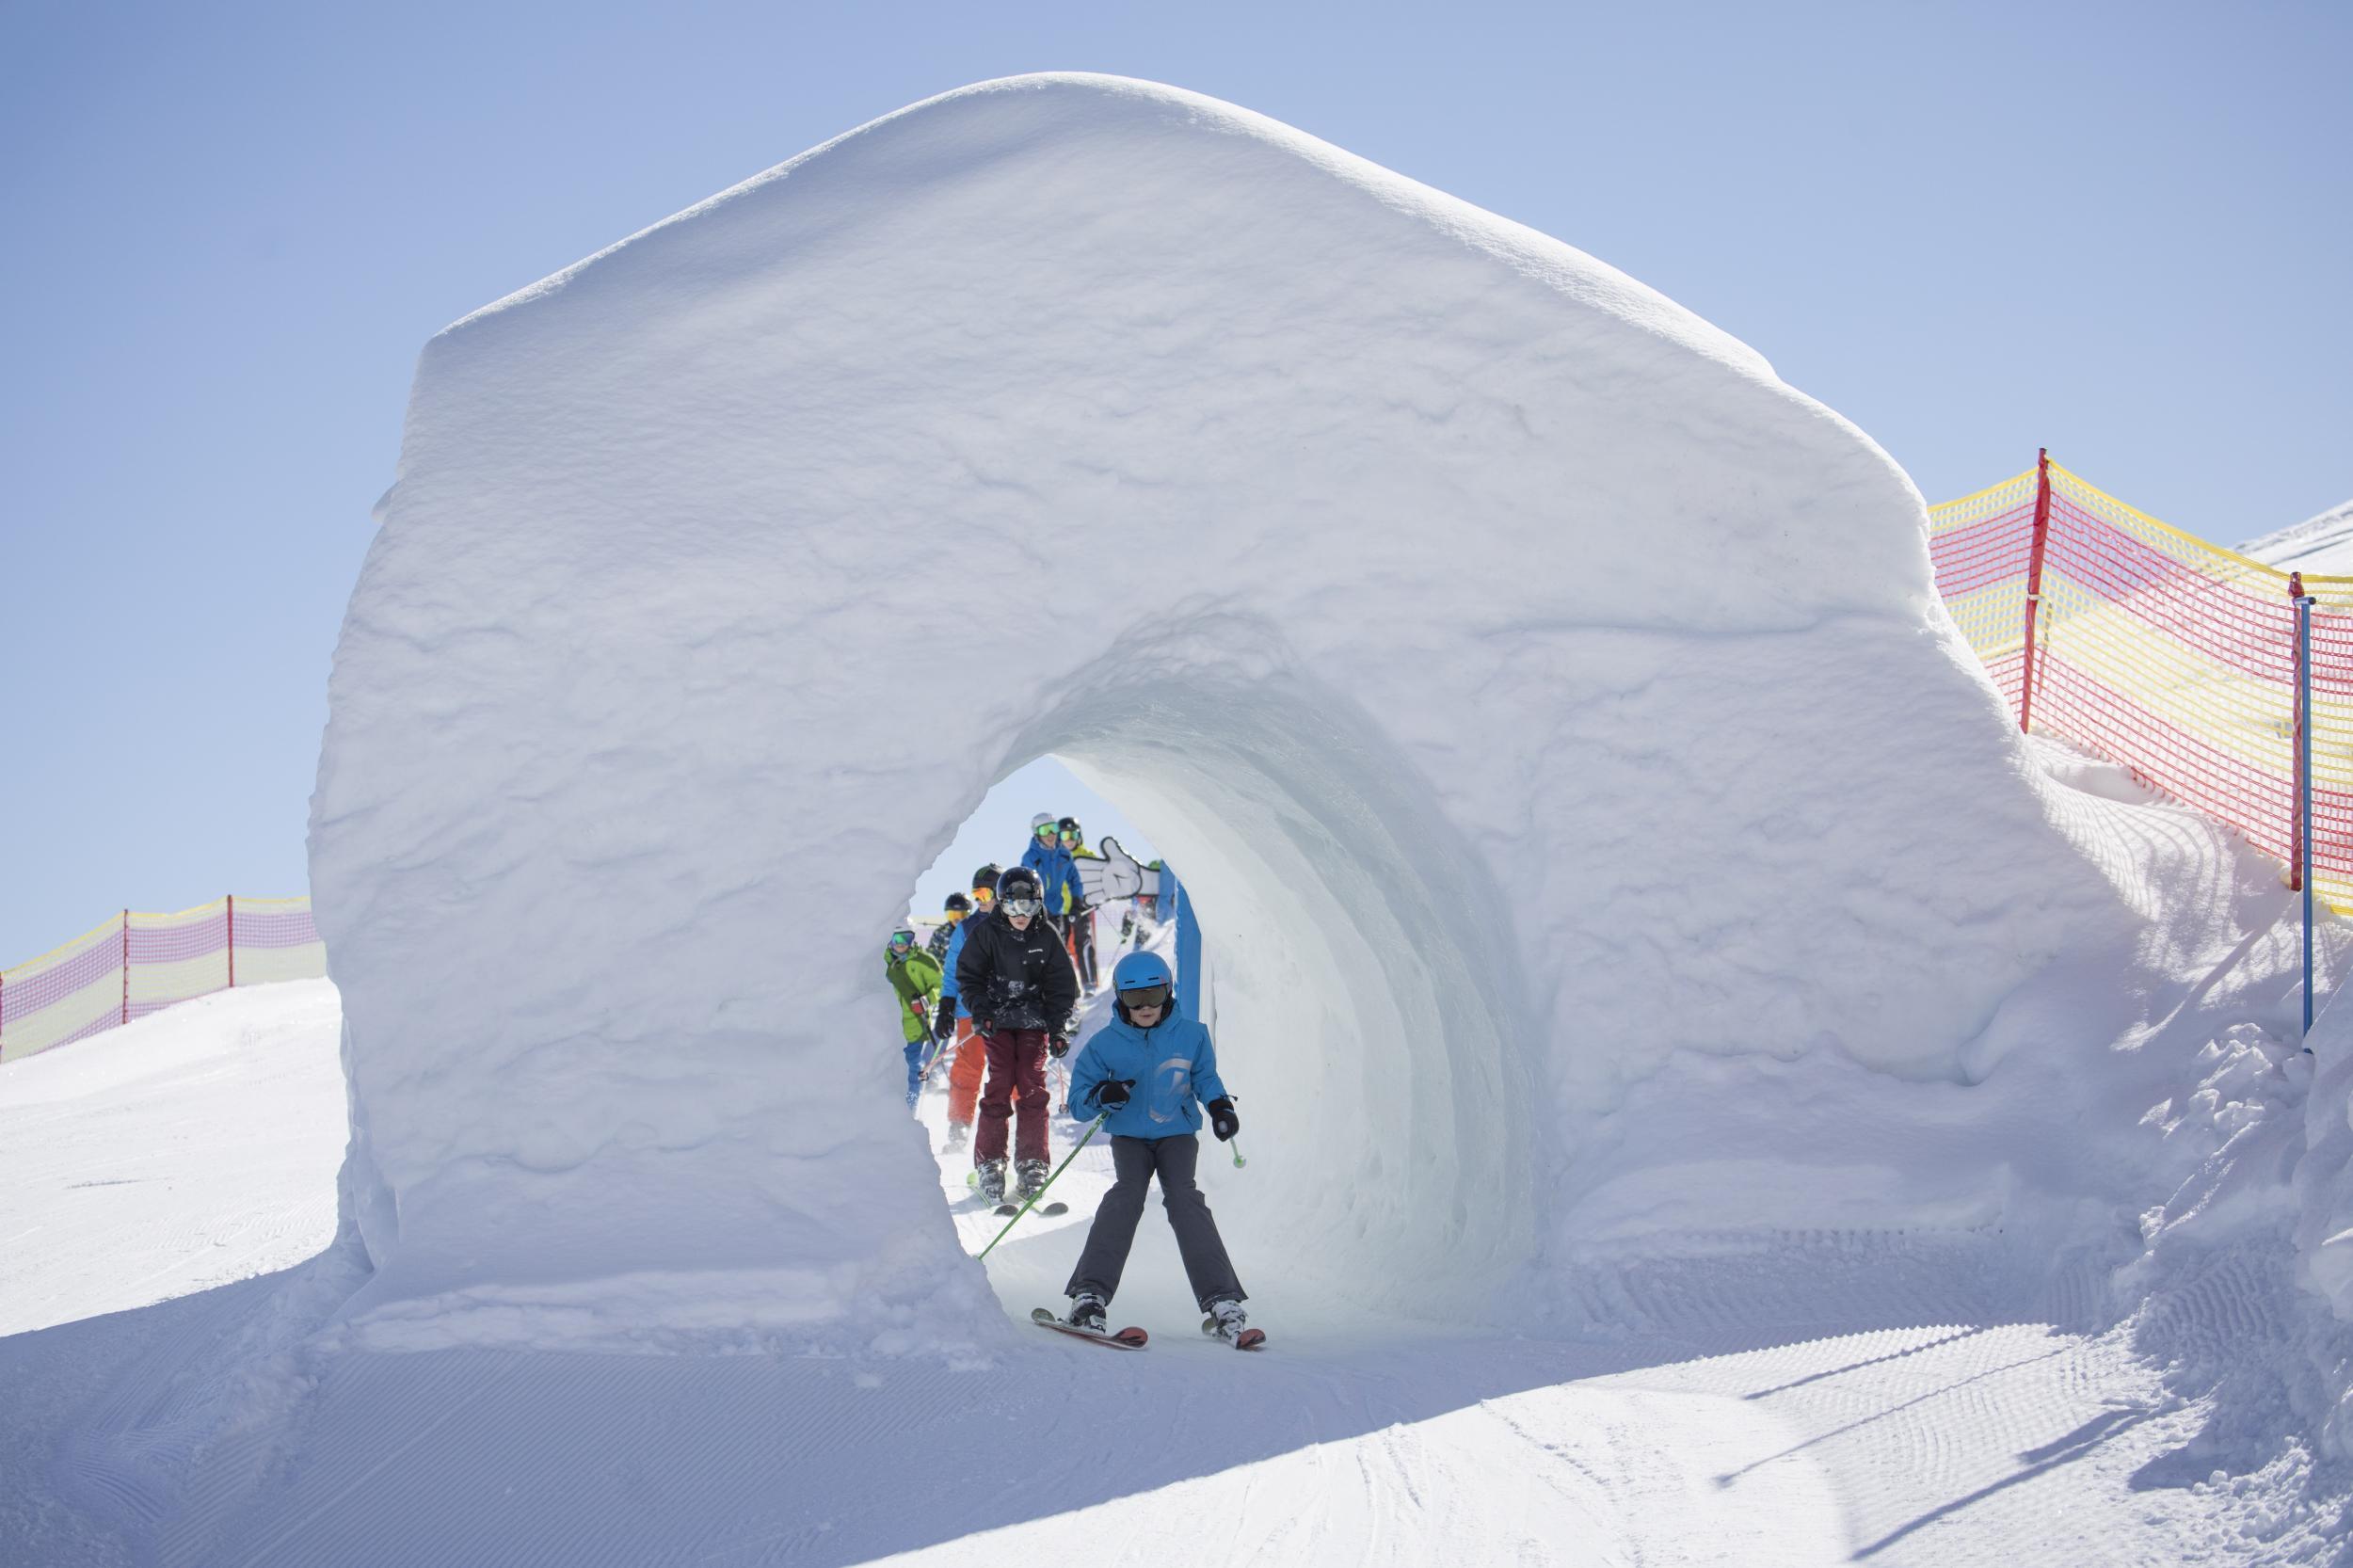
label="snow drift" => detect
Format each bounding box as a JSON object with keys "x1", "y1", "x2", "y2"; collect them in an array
[
  {"x1": 312, "y1": 72, "x2": 2134, "y2": 1342},
  {"x1": 2243, "y1": 496, "x2": 2353, "y2": 576}
]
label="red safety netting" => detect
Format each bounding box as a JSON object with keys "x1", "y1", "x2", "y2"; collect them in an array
[{"x1": 1930, "y1": 456, "x2": 2353, "y2": 912}]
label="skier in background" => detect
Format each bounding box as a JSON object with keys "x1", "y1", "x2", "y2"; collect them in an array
[
  {"x1": 955, "y1": 865, "x2": 1079, "y2": 1205},
  {"x1": 933, "y1": 868, "x2": 998, "y2": 1150},
  {"x1": 883, "y1": 925, "x2": 943, "y2": 1110},
  {"x1": 1121, "y1": 858, "x2": 1167, "y2": 952},
  {"x1": 1062, "y1": 949, "x2": 1252, "y2": 1343},
  {"x1": 919, "y1": 890, "x2": 974, "y2": 1103},
  {"x1": 1020, "y1": 811, "x2": 1089, "y2": 951},
  {"x1": 1059, "y1": 816, "x2": 1101, "y2": 994},
  {"x1": 925, "y1": 891, "x2": 971, "y2": 965}
]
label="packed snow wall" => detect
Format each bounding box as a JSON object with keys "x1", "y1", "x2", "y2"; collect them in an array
[{"x1": 312, "y1": 73, "x2": 2132, "y2": 1340}]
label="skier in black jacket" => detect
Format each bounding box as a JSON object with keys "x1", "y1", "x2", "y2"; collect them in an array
[{"x1": 954, "y1": 866, "x2": 1080, "y2": 1203}]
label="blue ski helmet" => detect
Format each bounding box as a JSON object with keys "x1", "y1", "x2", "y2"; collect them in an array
[
  {"x1": 1112, "y1": 951, "x2": 1171, "y2": 992},
  {"x1": 1112, "y1": 951, "x2": 1174, "y2": 1021}
]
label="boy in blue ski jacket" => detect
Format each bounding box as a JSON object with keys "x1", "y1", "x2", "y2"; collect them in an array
[
  {"x1": 1063, "y1": 949, "x2": 1250, "y2": 1340},
  {"x1": 1020, "y1": 813, "x2": 1088, "y2": 941}
]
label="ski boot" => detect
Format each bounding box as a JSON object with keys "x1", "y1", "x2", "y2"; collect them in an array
[
  {"x1": 1202, "y1": 1297, "x2": 1263, "y2": 1349},
  {"x1": 944, "y1": 1121, "x2": 970, "y2": 1153},
  {"x1": 1067, "y1": 1290, "x2": 1109, "y2": 1333},
  {"x1": 974, "y1": 1159, "x2": 1007, "y2": 1206},
  {"x1": 1013, "y1": 1160, "x2": 1050, "y2": 1205}
]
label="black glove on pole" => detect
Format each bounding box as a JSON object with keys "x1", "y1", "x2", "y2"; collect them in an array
[
  {"x1": 1048, "y1": 1034, "x2": 1069, "y2": 1059},
  {"x1": 1094, "y1": 1079, "x2": 1133, "y2": 1110},
  {"x1": 931, "y1": 997, "x2": 955, "y2": 1042},
  {"x1": 1206, "y1": 1096, "x2": 1240, "y2": 1142}
]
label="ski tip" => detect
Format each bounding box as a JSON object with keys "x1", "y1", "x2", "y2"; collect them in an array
[{"x1": 1030, "y1": 1306, "x2": 1057, "y2": 1323}]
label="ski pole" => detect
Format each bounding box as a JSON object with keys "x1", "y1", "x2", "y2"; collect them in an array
[
  {"x1": 1229, "y1": 1138, "x2": 1246, "y2": 1170},
  {"x1": 977, "y1": 1109, "x2": 1110, "y2": 1260},
  {"x1": 917, "y1": 1023, "x2": 955, "y2": 1080},
  {"x1": 915, "y1": 998, "x2": 966, "y2": 1080}
]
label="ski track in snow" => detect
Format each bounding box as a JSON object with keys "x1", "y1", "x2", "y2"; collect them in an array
[{"x1": 8, "y1": 974, "x2": 2346, "y2": 1565}]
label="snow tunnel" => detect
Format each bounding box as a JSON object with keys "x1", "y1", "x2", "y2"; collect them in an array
[{"x1": 310, "y1": 73, "x2": 2131, "y2": 1347}]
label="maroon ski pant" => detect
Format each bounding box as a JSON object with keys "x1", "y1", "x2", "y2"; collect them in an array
[{"x1": 975, "y1": 1028, "x2": 1049, "y2": 1166}]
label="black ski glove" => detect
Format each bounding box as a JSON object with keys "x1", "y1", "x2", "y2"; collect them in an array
[
  {"x1": 1048, "y1": 1034, "x2": 1069, "y2": 1059},
  {"x1": 1206, "y1": 1097, "x2": 1240, "y2": 1142},
  {"x1": 1093, "y1": 1079, "x2": 1133, "y2": 1110},
  {"x1": 931, "y1": 997, "x2": 956, "y2": 1042}
]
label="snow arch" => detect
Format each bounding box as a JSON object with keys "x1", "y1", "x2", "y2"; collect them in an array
[
  {"x1": 1000, "y1": 654, "x2": 1534, "y2": 1300},
  {"x1": 312, "y1": 73, "x2": 2127, "y2": 1342}
]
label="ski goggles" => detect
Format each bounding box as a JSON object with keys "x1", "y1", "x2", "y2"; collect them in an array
[
  {"x1": 888, "y1": 931, "x2": 915, "y2": 950},
  {"x1": 971, "y1": 888, "x2": 995, "y2": 904},
  {"x1": 999, "y1": 895, "x2": 1044, "y2": 916},
  {"x1": 1116, "y1": 982, "x2": 1171, "y2": 1011},
  {"x1": 1034, "y1": 824, "x2": 1061, "y2": 839}
]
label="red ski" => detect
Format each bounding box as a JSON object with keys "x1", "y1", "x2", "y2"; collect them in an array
[
  {"x1": 1032, "y1": 1306, "x2": 1147, "y2": 1350},
  {"x1": 1202, "y1": 1315, "x2": 1267, "y2": 1351}
]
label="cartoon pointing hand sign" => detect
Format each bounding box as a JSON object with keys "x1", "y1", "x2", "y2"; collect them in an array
[{"x1": 1079, "y1": 835, "x2": 1160, "y2": 904}]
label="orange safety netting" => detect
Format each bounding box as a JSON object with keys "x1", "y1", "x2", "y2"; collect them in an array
[
  {"x1": 0, "y1": 896, "x2": 325, "y2": 1064},
  {"x1": 1930, "y1": 456, "x2": 2353, "y2": 915}
]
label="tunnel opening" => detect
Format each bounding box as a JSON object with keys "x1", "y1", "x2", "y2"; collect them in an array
[{"x1": 896, "y1": 664, "x2": 1542, "y2": 1332}]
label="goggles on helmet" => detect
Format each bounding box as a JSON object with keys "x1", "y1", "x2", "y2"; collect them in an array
[
  {"x1": 1117, "y1": 982, "x2": 1172, "y2": 1012},
  {"x1": 888, "y1": 930, "x2": 914, "y2": 949},
  {"x1": 1000, "y1": 895, "x2": 1044, "y2": 916},
  {"x1": 972, "y1": 886, "x2": 994, "y2": 903},
  {"x1": 1034, "y1": 823, "x2": 1060, "y2": 839}
]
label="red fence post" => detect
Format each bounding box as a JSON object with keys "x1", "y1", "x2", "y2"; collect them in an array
[
  {"x1": 120, "y1": 908, "x2": 130, "y2": 1027},
  {"x1": 2292, "y1": 572, "x2": 2308, "y2": 893},
  {"x1": 226, "y1": 894, "x2": 235, "y2": 989},
  {"x1": 2017, "y1": 448, "x2": 2054, "y2": 735}
]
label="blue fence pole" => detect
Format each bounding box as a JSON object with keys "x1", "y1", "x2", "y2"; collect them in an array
[{"x1": 2300, "y1": 588, "x2": 2316, "y2": 1036}]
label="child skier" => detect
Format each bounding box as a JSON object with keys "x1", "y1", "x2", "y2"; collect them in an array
[
  {"x1": 1063, "y1": 950, "x2": 1251, "y2": 1342},
  {"x1": 935, "y1": 868, "x2": 999, "y2": 1151},
  {"x1": 882, "y1": 926, "x2": 943, "y2": 1109},
  {"x1": 1020, "y1": 812, "x2": 1089, "y2": 948},
  {"x1": 954, "y1": 866, "x2": 1079, "y2": 1204},
  {"x1": 925, "y1": 891, "x2": 971, "y2": 965},
  {"x1": 1058, "y1": 816, "x2": 1101, "y2": 993}
]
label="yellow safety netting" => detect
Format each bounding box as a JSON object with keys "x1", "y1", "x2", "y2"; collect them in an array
[
  {"x1": 1930, "y1": 459, "x2": 2353, "y2": 915},
  {"x1": 0, "y1": 896, "x2": 326, "y2": 1064}
]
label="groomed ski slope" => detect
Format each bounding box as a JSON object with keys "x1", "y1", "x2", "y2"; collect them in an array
[{"x1": 4, "y1": 918, "x2": 2344, "y2": 1566}]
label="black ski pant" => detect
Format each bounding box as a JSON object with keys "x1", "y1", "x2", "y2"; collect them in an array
[
  {"x1": 1069, "y1": 906, "x2": 1097, "y2": 991},
  {"x1": 1067, "y1": 1133, "x2": 1244, "y2": 1311}
]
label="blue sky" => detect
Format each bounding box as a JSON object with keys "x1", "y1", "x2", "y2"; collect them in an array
[{"x1": 2, "y1": 0, "x2": 2346, "y2": 964}]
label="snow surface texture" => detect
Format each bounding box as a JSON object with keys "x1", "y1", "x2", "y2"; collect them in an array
[
  {"x1": 312, "y1": 72, "x2": 2138, "y2": 1345},
  {"x1": 7, "y1": 974, "x2": 2349, "y2": 1566},
  {"x1": 0, "y1": 981, "x2": 344, "y2": 1338},
  {"x1": 2243, "y1": 497, "x2": 2353, "y2": 575}
]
